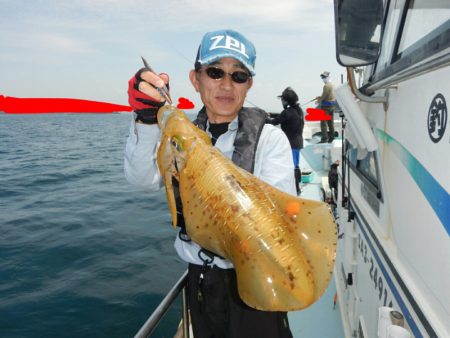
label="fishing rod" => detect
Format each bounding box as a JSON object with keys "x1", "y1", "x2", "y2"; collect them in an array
[
  {"x1": 244, "y1": 98, "x2": 262, "y2": 109},
  {"x1": 266, "y1": 97, "x2": 319, "y2": 116},
  {"x1": 141, "y1": 56, "x2": 173, "y2": 105},
  {"x1": 300, "y1": 98, "x2": 318, "y2": 107}
]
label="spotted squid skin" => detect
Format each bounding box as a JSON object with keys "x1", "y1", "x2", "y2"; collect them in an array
[{"x1": 157, "y1": 105, "x2": 337, "y2": 311}]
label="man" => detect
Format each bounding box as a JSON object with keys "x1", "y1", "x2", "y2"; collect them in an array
[
  {"x1": 316, "y1": 71, "x2": 337, "y2": 143},
  {"x1": 267, "y1": 87, "x2": 304, "y2": 195},
  {"x1": 125, "y1": 29, "x2": 294, "y2": 338}
]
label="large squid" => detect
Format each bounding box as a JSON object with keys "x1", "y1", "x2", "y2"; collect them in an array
[{"x1": 157, "y1": 105, "x2": 337, "y2": 311}]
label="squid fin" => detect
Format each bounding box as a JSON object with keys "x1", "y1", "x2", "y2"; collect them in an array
[{"x1": 256, "y1": 179, "x2": 337, "y2": 302}]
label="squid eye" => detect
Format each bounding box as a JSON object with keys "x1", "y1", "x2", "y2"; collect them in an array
[{"x1": 171, "y1": 138, "x2": 182, "y2": 152}]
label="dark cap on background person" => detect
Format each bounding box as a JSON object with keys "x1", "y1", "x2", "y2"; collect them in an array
[
  {"x1": 277, "y1": 87, "x2": 299, "y2": 105},
  {"x1": 194, "y1": 29, "x2": 256, "y2": 76},
  {"x1": 320, "y1": 71, "x2": 330, "y2": 78}
]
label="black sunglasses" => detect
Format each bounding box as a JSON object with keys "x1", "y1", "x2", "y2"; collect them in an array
[{"x1": 202, "y1": 67, "x2": 251, "y2": 84}]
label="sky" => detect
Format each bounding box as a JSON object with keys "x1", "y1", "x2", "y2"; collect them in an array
[{"x1": 0, "y1": 0, "x2": 345, "y2": 112}]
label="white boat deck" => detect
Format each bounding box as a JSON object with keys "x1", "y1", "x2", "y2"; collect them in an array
[
  {"x1": 288, "y1": 139, "x2": 345, "y2": 338},
  {"x1": 288, "y1": 278, "x2": 344, "y2": 338}
]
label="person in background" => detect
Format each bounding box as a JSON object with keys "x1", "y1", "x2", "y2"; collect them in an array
[
  {"x1": 316, "y1": 71, "x2": 337, "y2": 143},
  {"x1": 267, "y1": 87, "x2": 304, "y2": 195},
  {"x1": 125, "y1": 29, "x2": 294, "y2": 338},
  {"x1": 328, "y1": 160, "x2": 340, "y2": 203}
]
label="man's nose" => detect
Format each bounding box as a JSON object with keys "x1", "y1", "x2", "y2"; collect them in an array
[{"x1": 219, "y1": 73, "x2": 234, "y2": 89}]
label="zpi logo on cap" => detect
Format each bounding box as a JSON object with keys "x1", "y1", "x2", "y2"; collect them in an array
[{"x1": 209, "y1": 35, "x2": 249, "y2": 58}]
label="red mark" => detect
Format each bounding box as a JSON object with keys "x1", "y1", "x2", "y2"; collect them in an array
[
  {"x1": 177, "y1": 97, "x2": 195, "y2": 109},
  {"x1": 305, "y1": 107, "x2": 331, "y2": 121},
  {"x1": 0, "y1": 95, "x2": 133, "y2": 114}
]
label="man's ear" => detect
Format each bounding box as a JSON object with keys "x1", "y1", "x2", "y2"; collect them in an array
[
  {"x1": 247, "y1": 77, "x2": 253, "y2": 90},
  {"x1": 189, "y1": 69, "x2": 200, "y2": 92}
]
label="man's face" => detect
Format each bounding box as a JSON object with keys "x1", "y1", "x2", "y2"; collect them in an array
[{"x1": 189, "y1": 57, "x2": 253, "y2": 123}]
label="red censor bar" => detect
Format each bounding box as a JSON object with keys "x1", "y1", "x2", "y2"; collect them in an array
[
  {"x1": 305, "y1": 107, "x2": 331, "y2": 121},
  {"x1": 0, "y1": 95, "x2": 133, "y2": 114}
]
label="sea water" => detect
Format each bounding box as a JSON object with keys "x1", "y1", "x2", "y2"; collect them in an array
[{"x1": 0, "y1": 113, "x2": 186, "y2": 338}]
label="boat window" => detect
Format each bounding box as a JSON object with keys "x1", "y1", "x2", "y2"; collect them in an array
[
  {"x1": 357, "y1": 152, "x2": 378, "y2": 187},
  {"x1": 375, "y1": 0, "x2": 405, "y2": 73},
  {"x1": 348, "y1": 150, "x2": 379, "y2": 189},
  {"x1": 396, "y1": 0, "x2": 450, "y2": 57},
  {"x1": 370, "y1": 0, "x2": 450, "y2": 84},
  {"x1": 346, "y1": 142, "x2": 383, "y2": 214}
]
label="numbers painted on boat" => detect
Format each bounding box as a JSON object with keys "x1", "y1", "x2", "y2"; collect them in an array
[{"x1": 357, "y1": 233, "x2": 394, "y2": 308}]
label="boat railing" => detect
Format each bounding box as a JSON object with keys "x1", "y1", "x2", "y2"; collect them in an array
[{"x1": 134, "y1": 269, "x2": 190, "y2": 338}]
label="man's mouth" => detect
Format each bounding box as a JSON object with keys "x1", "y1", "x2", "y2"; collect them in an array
[{"x1": 216, "y1": 95, "x2": 234, "y2": 103}]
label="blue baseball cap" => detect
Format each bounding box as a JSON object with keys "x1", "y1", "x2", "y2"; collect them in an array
[{"x1": 194, "y1": 29, "x2": 256, "y2": 76}]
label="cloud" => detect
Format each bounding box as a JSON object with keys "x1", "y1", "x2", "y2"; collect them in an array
[
  {"x1": 140, "y1": 0, "x2": 335, "y2": 33},
  {"x1": 35, "y1": 33, "x2": 97, "y2": 54},
  {"x1": 2, "y1": 0, "x2": 334, "y2": 33},
  {"x1": 0, "y1": 0, "x2": 335, "y2": 58},
  {"x1": 0, "y1": 0, "x2": 343, "y2": 107}
]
